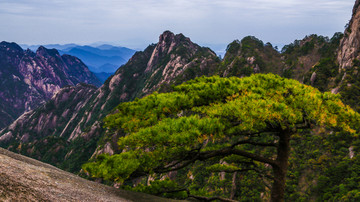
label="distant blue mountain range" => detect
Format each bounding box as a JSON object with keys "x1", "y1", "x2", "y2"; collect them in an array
[{"x1": 20, "y1": 44, "x2": 136, "y2": 74}]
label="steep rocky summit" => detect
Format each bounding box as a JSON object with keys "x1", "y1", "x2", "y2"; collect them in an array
[
  {"x1": 0, "y1": 42, "x2": 101, "y2": 129},
  {"x1": 337, "y1": 0, "x2": 360, "y2": 69},
  {"x1": 0, "y1": 31, "x2": 220, "y2": 172},
  {"x1": 0, "y1": 29, "x2": 346, "y2": 174},
  {"x1": 2, "y1": 0, "x2": 360, "y2": 200},
  {"x1": 331, "y1": 0, "x2": 360, "y2": 111}
]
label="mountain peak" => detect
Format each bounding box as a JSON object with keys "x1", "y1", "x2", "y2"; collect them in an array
[
  {"x1": 24, "y1": 48, "x2": 35, "y2": 57},
  {"x1": 158, "y1": 31, "x2": 191, "y2": 47},
  {"x1": 353, "y1": 0, "x2": 360, "y2": 14},
  {"x1": 145, "y1": 31, "x2": 197, "y2": 73},
  {"x1": 0, "y1": 41, "x2": 101, "y2": 129},
  {"x1": 36, "y1": 46, "x2": 60, "y2": 58},
  {"x1": 0, "y1": 41, "x2": 24, "y2": 53},
  {"x1": 159, "y1": 30, "x2": 176, "y2": 44}
]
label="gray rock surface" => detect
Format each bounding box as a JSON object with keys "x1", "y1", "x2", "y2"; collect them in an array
[
  {"x1": 337, "y1": 0, "x2": 360, "y2": 69},
  {"x1": 0, "y1": 147, "x2": 180, "y2": 202}
]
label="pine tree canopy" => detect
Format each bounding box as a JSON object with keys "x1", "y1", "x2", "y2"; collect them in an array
[{"x1": 83, "y1": 74, "x2": 360, "y2": 201}]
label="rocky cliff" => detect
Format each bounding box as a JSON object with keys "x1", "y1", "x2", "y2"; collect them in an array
[
  {"x1": 331, "y1": 0, "x2": 360, "y2": 111},
  {"x1": 0, "y1": 83, "x2": 97, "y2": 145},
  {"x1": 0, "y1": 29, "x2": 343, "y2": 173},
  {"x1": 337, "y1": 0, "x2": 360, "y2": 69},
  {"x1": 1, "y1": 1, "x2": 360, "y2": 200},
  {"x1": 0, "y1": 42, "x2": 101, "y2": 129},
  {"x1": 1, "y1": 26, "x2": 349, "y2": 174},
  {"x1": 0, "y1": 147, "x2": 178, "y2": 202},
  {"x1": 0, "y1": 31, "x2": 220, "y2": 172}
]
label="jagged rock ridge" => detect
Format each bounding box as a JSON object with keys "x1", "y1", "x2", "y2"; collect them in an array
[
  {"x1": 0, "y1": 29, "x2": 345, "y2": 173},
  {"x1": 0, "y1": 42, "x2": 101, "y2": 129},
  {"x1": 0, "y1": 25, "x2": 350, "y2": 175},
  {"x1": 0, "y1": 31, "x2": 220, "y2": 172},
  {"x1": 2, "y1": 0, "x2": 360, "y2": 200}
]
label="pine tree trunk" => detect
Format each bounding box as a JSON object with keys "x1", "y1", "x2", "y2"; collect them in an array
[{"x1": 271, "y1": 130, "x2": 291, "y2": 202}]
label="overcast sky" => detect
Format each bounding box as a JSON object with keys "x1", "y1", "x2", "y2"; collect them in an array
[{"x1": 0, "y1": 0, "x2": 355, "y2": 52}]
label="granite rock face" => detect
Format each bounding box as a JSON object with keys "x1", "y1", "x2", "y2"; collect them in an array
[
  {"x1": 1, "y1": 26, "x2": 352, "y2": 173},
  {"x1": 0, "y1": 83, "x2": 98, "y2": 146},
  {"x1": 0, "y1": 147, "x2": 178, "y2": 202},
  {"x1": 0, "y1": 28, "x2": 344, "y2": 174},
  {"x1": 337, "y1": 0, "x2": 360, "y2": 70},
  {"x1": 0, "y1": 42, "x2": 101, "y2": 129},
  {"x1": 0, "y1": 31, "x2": 219, "y2": 172}
]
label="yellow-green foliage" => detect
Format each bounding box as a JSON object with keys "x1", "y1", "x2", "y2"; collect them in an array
[{"x1": 83, "y1": 74, "x2": 360, "y2": 199}]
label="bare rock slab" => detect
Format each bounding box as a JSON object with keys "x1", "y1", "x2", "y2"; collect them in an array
[{"x1": 0, "y1": 148, "x2": 180, "y2": 202}]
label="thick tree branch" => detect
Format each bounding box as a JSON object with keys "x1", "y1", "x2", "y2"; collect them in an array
[
  {"x1": 155, "y1": 152, "x2": 202, "y2": 173},
  {"x1": 163, "y1": 147, "x2": 202, "y2": 170},
  {"x1": 231, "y1": 139, "x2": 277, "y2": 147},
  {"x1": 199, "y1": 147, "x2": 278, "y2": 167},
  {"x1": 132, "y1": 130, "x2": 279, "y2": 178},
  {"x1": 151, "y1": 144, "x2": 277, "y2": 175},
  {"x1": 229, "y1": 128, "x2": 280, "y2": 138}
]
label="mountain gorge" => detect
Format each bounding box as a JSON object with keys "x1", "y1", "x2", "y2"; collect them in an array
[{"x1": 0, "y1": 42, "x2": 101, "y2": 129}]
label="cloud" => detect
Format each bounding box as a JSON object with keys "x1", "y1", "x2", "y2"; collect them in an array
[{"x1": 0, "y1": 0, "x2": 355, "y2": 48}]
